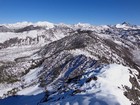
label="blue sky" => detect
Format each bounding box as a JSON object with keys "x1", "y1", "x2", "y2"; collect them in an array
[{"x1": 0, "y1": 0, "x2": 140, "y2": 25}]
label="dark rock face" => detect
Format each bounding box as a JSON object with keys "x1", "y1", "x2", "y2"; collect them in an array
[{"x1": 124, "y1": 77, "x2": 140, "y2": 105}]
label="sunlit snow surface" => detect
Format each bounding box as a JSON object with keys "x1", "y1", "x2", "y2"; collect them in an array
[{"x1": 40, "y1": 64, "x2": 133, "y2": 105}]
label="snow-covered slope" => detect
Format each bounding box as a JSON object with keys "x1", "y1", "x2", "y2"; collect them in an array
[
  {"x1": 0, "y1": 21, "x2": 140, "y2": 105},
  {"x1": 41, "y1": 64, "x2": 136, "y2": 105}
]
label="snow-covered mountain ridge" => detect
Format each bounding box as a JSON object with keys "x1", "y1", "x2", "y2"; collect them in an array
[
  {"x1": 0, "y1": 21, "x2": 139, "y2": 49},
  {"x1": 0, "y1": 21, "x2": 140, "y2": 105}
]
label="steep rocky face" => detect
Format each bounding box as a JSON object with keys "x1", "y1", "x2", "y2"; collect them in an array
[{"x1": 0, "y1": 22, "x2": 140, "y2": 105}]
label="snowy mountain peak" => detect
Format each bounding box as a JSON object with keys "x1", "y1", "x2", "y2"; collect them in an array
[
  {"x1": 3, "y1": 21, "x2": 33, "y2": 29},
  {"x1": 34, "y1": 21, "x2": 54, "y2": 28},
  {"x1": 114, "y1": 22, "x2": 140, "y2": 30},
  {"x1": 115, "y1": 22, "x2": 133, "y2": 29},
  {"x1": 74, "y1": 22, "x2": 91, "y2": 27},
  {"x1": 2, "y1": 21, "x2": 54, "y2": 29}
]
